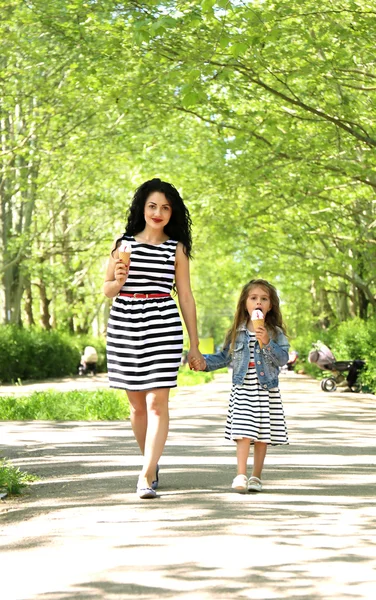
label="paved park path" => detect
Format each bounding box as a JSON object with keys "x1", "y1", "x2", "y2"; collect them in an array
[{"x1": 1, "y1": 372, "x2": 375, "y2": 600}]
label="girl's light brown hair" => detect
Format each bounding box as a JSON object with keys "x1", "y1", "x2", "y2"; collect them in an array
[{"x1": 225, "y1": 279, "x2": 287, "y2": 354}]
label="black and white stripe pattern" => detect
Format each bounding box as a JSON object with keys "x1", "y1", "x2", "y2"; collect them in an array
[
  {"x1": 106, "y1": 237, "x2": 183, "y2": 391},
  {"x1": 225, "y1": 333, "x2": 289, "y2": 445}
]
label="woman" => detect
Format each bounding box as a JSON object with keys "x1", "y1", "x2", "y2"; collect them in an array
[{"x1": 104, "y1": 178, "x2": 204, "y2": 499}]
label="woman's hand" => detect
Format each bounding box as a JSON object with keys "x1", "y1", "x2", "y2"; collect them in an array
[
  {"x1": 190, "y1": 357, "x2": 207, "y2": 371},
  {"x1": 114, "y1": 259, "x2": 130, "y2": 287},
  {"x1": 188, "y1": 348, "x2": 206, "y2": 371},
  {"x1": 254, "y1": 325, "x2": 270, "y2": 347}
]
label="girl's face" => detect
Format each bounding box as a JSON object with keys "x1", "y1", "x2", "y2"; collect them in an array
[
  {"x1": 246, "y1": 285, "x2": 272, "y2": 317},
  {"x1": 144, "y1": 192, "x2": 172, "y2": 230}
]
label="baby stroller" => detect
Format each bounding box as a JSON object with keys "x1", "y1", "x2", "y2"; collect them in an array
[{"x1": 308, "y1": 341, "x2": 365, "y2": 393}]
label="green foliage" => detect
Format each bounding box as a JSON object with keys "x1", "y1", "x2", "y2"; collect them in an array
[
  {"x1": 0, "y1": 326, "x2": 108, "y2": 383},
  {"x1": 0, "y1": 326, "x2": 81, "y2": 382},
  {"x1": 0, "y1": 459, "x2": 38, "y2": 495},
  {"x1": 0, "y1": 389, "x2": 130, "y2": 420},
  {"x1": 330, "y1": 318, "x2": 371, "y2": 361},
  {"x1": 1, "y1": 0, "x2": 375, "y2": 358},
  {"x1": 291, "y1": 318, "x2": 376, "y2": 392},
  {"x1": 330, "y1": 318, "x2": 376, "y2": 392},
  {"x1": 177, "y1": 367, "x2": 215, "y2": 386}
]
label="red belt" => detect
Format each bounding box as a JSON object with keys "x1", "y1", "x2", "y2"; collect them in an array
[
  {"x1": 119, "y1": 293, "x2": 171, "y2": 299},
  {"x1": 249, "y1": 361, "x2": 255, "y2": 367}
]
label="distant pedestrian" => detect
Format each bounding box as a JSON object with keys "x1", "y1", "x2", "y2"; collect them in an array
[
  {"x1": 192, "y1": 279, "x2": 289, "y2": 493},
  {"x1": 103, "y1": 178, "x2": 205, "y2": 499},
  {"x1": 78, "y1": 346, "x2": 98, "y2": 376}
]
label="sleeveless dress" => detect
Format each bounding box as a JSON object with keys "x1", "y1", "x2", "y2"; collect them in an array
[
  {"x1": 225, "y1": 332, "x2": 289, "y2": 445},
  {"x1": 106, "y1": 236, "x2": 183, "y2": 391}
]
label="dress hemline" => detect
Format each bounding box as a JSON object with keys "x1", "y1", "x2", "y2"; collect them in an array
[{"x1": 109, "y1": 384, "x2": 178, "y2": 392}]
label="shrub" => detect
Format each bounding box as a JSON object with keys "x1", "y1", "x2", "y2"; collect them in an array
[
  {"x1": 0, "y1": 326, "x2": 106, "y2": 383},
  {"x1": 0, "y1": 459, "x2": 38, "y2": 495},
  {"x1": 291, "y1": 318, "x2": 376, "y2": 392},
  {"x1": 332, "y1": 318, "x2": 376, "y2": 392}
]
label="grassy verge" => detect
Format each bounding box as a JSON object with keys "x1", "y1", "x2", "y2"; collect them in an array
[
  {"x1": 177, "y1": 368, "x2": 213, "y2": 386},
  {"x1": 0, "y1": 367, "x2": 228, "y2": 421},
  {"x1": 0, "y1": 389, "x2": 130, "y2": 421},
  {"x1": 0, "y1": 459, "x2": 38, "y2": 495}
]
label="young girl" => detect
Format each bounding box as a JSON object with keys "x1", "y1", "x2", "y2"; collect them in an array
[
  {"x1": 196, "y1": 279, "x2": 289, "y2": 493},
  {"x1": 104, "y1": 178, "x2": 205, "y2": 499}
]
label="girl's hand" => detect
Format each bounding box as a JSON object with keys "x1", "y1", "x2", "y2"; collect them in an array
[
  {"x1": 255, "y1": 325, "x2": 270, "y2": 347},
  {"x1": 188, "y1": 349, "x2": 206, "y2": 371},
  {"x1": 190, "y1": 357, "x2": 207, "y2": 371},
  {"x1": 114, "y1": 259, "x2": 130, "y2": 287}
]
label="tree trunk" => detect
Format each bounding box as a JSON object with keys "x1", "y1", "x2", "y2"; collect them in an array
[
  {"x1": 357, "y1": 287, "x2": 369, "y2": 320},
  {"x1": 1, "y1": 92, "x2": 38, "y2": 324},
  {"x1": 24, "y1": 279, "x2": 35, "y2": 326},
  {"x1": 39, "y1": 279, "x2": 51, "y2": 330},
  {"x1": 337, "y1": 282, "x2": 350, "y2": 322}
]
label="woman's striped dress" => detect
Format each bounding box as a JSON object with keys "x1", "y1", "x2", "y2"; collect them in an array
[
  {"x1": 225, "y1": 332, "x2": 289, "y2": 445},
  {"x1": 106, "y1": 236, "x2": 183, "y2": 391}
]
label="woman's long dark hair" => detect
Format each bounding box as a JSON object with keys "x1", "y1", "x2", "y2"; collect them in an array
[
  {"x1": 225, "y1": 279, "x2": 287, "y2": 354},
  {"x1": 113, "y1": 178, "x2": 192, "y2": 258}
]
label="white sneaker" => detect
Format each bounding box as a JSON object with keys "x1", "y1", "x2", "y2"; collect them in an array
[
  {"x1": 248, "y1": 476, "x2": 262, "y2": 492},
  {"x1": 231, "y1": 474, "x2": 248, "y2": 493}
]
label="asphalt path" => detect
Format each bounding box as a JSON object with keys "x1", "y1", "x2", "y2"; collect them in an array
[{"x1": 0, "y1": 372, "x2": 375, "y2": 600}]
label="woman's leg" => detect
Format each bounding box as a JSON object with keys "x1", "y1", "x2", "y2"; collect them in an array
[
  {"x1": 139, "y1": 388, "x2": 170, "y2": 486},
  {"x1": 252, "y1": 442, "x2": 267, "y2": 479},
  {"x1": 126, "y1": 391, "x2": 148, "y2": 453},
  {"x1": 236, "y1": 438, "x2": 251, "y2": 475}
]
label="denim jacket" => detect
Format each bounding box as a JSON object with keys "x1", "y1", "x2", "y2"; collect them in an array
[{"x1": 204, "y1": 324, "x2": 289, "y2": 390}]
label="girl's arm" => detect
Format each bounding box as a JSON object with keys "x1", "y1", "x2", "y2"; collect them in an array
[
  {"x1": 203, "y1": 346, "x2": 232, "y2": 372},
  {"x1": 103, "y1": 240, "x2": 129, "y2": 298},
  {"x1": 175, "y1": 243, "x2": 205, "y2": 368}
]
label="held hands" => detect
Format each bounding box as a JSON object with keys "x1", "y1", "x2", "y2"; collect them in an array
[
  {"x1": 188, "y1": 349, "x2": 206, "y2": 371},
  {"x1": 114, "y1": 259, "x2": 130, "y2": 287},
  {"x1": 254, "y1": 325, "x2": 270, "y2": 347}
]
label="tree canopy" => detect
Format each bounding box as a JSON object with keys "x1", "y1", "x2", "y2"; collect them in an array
[{"x1": 1, "y1": 0, "x2": 375, "y2": 342}]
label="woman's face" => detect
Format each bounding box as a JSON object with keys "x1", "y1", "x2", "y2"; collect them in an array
[
  {"x1": 144, "y1": 192, "x2": 172, "y2": 230},
  {"x1": 246, "y1": 285, "x2": 272, "y2": 316}
]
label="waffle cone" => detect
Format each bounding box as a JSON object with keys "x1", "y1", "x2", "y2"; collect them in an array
[
  {"x1": 119, "y1": 251, "x2": 131, "y2": 265},
  {"x1": 252, "y1": 318, "x2": 264, "y2": 348}
]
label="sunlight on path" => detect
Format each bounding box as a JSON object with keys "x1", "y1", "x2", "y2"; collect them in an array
[{"x1": 1, "y1": 373, "x2": 375, "y2": 600}]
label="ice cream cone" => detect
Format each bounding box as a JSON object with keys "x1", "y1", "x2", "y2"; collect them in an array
[
  {"x1": 252, "y1": 318, "x2": 265, "y2": 348},
  {"x1": 119, "y1": 251, "x2": 131, "y2": 265},
  {"x1": 118, "y1": 241, "x2": 132, "y2": 266},
  {"x1": 251, "y1": 308, "x2": 265, "y2": 348}
]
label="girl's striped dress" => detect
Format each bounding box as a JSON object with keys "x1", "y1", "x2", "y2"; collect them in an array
[
  {"x1": 106, "y1": 236, "x2": 183, "y2": 391},
  {"x1": 225, "y1": 332, "x2": 289, "y2": 445}
]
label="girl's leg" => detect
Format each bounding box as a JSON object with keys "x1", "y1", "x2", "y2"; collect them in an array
[
  {"x1": 252, "y1": 442, "x2": 267, "y2": 479},
  {"x1": 236, "y1": 438, "x2": 251, "y2": 475},
  {"x1": 126, "y1": 391, "x2": 148, "y2": 453},
  {"x1": 139, "y1": 388, "x2": 170, "y2": 486}
]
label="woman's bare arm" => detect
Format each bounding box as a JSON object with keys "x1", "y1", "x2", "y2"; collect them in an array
[{"x1": 175, "y1": 243, "x2": 205, "y2": 368}]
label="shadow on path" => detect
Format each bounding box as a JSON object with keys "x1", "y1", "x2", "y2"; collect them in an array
[{"x1": 1, "y1": 373, "x2": 375, "y2": 600}]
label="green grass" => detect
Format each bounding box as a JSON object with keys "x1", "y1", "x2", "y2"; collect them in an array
[
  {"x1": 0, "y1": 367, "x2": 228, "y2": 421},
  {"x1": 0, "y1": 389, "x2": 130, "y2": 421},
  {"x1": 0, "y1": 459, "x2": 38, "y2": 495},
  {"x1": 177, "y1": 368, "x2": 214, "y2": 386}
]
